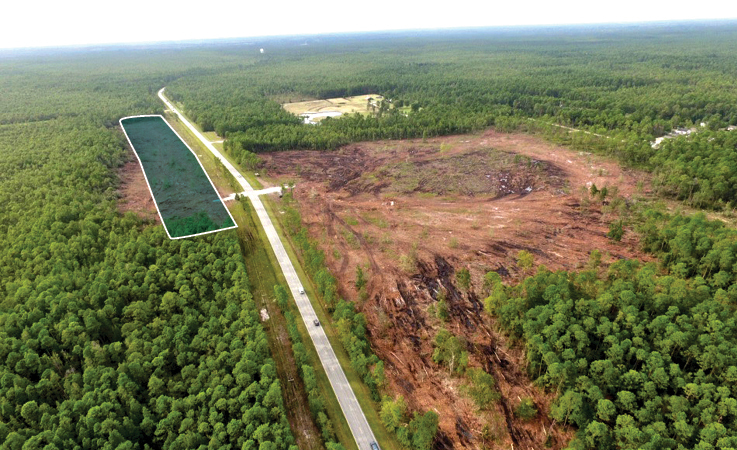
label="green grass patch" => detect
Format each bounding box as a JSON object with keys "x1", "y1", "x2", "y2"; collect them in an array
[
  {"x1": 361, "y1": 212, "x2": 389, "y2": 229},
  {"x1": 342, "y1": 229, "x2": 361, "y2": 249}
]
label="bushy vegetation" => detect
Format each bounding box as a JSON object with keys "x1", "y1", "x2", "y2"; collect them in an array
[
  {"x1": 379, "y1": 396, "x2": 439, "y2": 450},
  {"x1": 515, "y1": 398, "x2": 538, "y2": 421},
  {"x1": 432, "y1": 328, "x2": 469, "y2": 375},
  {"x1": 465, "y1": 368, "x2": 500, "y2": 411},
  {"x1": 485, "y1": 206, "x2": 737, "y2": 449}
]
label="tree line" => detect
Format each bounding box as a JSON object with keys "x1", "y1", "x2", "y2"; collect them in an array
[{"x1": 164, "y1": 24, "x2": 737, "y2": 161}]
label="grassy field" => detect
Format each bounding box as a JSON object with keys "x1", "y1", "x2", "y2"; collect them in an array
[{"x1": 282, "y1": 94, "x2": 384, "y2": 121}]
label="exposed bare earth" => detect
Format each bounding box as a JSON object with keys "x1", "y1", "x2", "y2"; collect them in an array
[
  {"x1": 117, "y1": 158, "x2": 159, "y2": 223},
  {"x1": 262, "y1": 129, "x2": 651, "y2": 450},
  {"x1": 282, "y1": 94, "x2": 384, "y2": 117}
]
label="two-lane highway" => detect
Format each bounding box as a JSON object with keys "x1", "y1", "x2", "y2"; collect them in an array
[
  {"x1": 159, "y1": 89, "x2": 253, "y2": 194},
  {"x1": 158, "y1": 88, "x2": 379, "y2": 450}
]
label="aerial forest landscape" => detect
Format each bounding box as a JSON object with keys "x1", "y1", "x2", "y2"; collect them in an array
[{"x1": 3, "y1": 15, "x2": 737, "y2": 450}]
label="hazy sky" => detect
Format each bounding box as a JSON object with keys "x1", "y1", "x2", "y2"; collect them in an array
[{"x1": 3, "y1": 0, "x2": 737, "y2": 49}]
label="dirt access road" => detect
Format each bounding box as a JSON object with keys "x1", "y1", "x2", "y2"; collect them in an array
[
  {"x1": 158, "y1": 88, "x2": 380, "y2": 450},
  {"x1": 261, "y1": 130, "x2": 650, "y2": 450}
]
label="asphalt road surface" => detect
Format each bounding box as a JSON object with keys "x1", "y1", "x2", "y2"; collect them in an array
[{"x1": 159, "y1": 88, "x2": 379, "y2": 450}]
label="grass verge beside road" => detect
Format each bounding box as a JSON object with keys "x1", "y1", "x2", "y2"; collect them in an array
[
  {"x1": 165, "y1": 108, "x2": 353, "y2": 450},
  {"x1": 162, "y1": 101, "x2": 264, "y2": 189},
  {"x1": 236, "y1": 197, "x2": 358, "y2": 450},
  {"x1": 261, "y1": 195, "x2": 403, "y2": 450},
  {"x1": 162, "y1": 112, "x2": 238, "y2": 193}
]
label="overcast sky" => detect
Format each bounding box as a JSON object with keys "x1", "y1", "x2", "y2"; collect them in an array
[{"x1": 3, "y1": 0, "x2": 737, "y2": 49}]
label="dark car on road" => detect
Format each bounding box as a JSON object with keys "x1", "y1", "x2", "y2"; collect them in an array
[{"x1": 313, "y1": 319, "x2": 320, "y2": 326}]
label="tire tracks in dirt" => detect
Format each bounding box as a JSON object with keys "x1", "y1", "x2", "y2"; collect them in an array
[{"x1": 324, "y1": 201, "x2": 383, "y2": 282}]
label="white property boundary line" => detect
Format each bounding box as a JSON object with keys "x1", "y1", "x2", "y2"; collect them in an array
[{"x1": 119, "y1": 114, "x2": 238, "y2": 240}]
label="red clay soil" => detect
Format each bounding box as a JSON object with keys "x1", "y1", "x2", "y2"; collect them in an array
[
  {"x1": 117, "y1": 158, "x2": 160, "y2": 223},
  {"x1": 261, "y1": 129, "x2": 652, "y2": 450}
]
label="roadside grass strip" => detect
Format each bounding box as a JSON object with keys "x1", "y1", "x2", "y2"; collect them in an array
[{"x1": 120, "y1": 115, "x2": 236, "y2": 239}]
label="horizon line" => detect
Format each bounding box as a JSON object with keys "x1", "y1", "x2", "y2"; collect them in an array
[{"x1": 2, "y1": 17, "x2": 736, "y2": 53}]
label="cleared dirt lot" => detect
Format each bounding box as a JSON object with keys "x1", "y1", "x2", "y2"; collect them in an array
[
  {"x1": 262, "y1": 129, "x2": 650, "y2": 450},
  {"x1": 282, "y1": 95, "x2": 385, "y2": 122},
  {"x1": 117, "y1": 159, "x2": 159, "y2": 223}
]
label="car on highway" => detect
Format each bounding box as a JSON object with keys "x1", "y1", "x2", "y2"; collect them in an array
[
  {"x1": 313, "y1": 319, "x2": 320, "y2": 326},
  {"x1": 299, "y1": 287, "x2": 305, "y2": 294},
  {"x1": 370, "y1": 442, "x2": 380, "y2": 450}
]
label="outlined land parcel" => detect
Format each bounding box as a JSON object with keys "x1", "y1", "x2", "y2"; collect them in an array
[{"x1": 119, "y1": 115, "x2": 236, "y2": 239}]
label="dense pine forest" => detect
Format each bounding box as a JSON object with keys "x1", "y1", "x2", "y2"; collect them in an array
[
  {"x1": 0, "y1": 51, "x2": 296, "y2": 449},
  {"x1": 3, "y1": 20, "x2": 737, "y2": 449},
  {"x1": 164, "y1": 23, "x2": 737, "y2": 155},
  {"x1": 480, "y1": 208, "x2": 737, "y2": 449}
]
